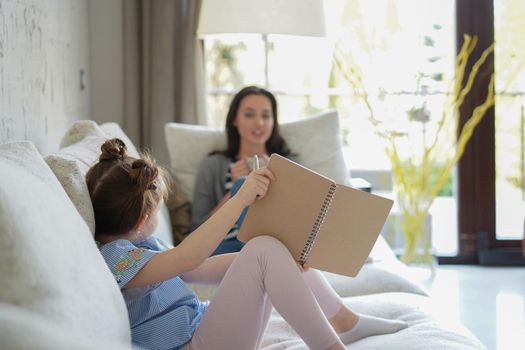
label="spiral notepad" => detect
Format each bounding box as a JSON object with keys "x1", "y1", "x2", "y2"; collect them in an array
[
  {"x1": 238, "y1": 154, "x2": 393, "y2": 277},
  {"x1": 298, "y1": 183, "x2": 337, "y2": 265}
]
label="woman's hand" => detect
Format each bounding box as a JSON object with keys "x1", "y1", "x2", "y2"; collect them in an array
[
  {"x1": 235, "y1": 167, "x2": 275, "y2": 207},
  {"x1": 230, "y1": 158, "x2": 251, "y2": 181}
]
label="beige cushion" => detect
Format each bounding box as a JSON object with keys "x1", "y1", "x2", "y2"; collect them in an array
[
  {"x1": 59, "y1": 120, "x2": 106, "y2": 148},
  {"x1": 165, "y1": 109, "x2": 350, "y2": 200},
  {"x1": 0, "y1": 141, "x2": 131, "y2": 347},
  {"x1": 45, "y1": 135, "x2": 104, "y2": 233},
  {"x1": 45, "y1": 121, "x2": 173, "y2": 245}
]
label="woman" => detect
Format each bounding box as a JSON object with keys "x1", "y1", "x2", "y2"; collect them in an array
[{"x1": 191, "y1": 86, "x2": 294, "y2": 255}]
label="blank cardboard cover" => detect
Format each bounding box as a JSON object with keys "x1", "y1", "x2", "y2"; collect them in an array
[{"x1": 238, "y1": 154, "x2": 393, "y2": 277}]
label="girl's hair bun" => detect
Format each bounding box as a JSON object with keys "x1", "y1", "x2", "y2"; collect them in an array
[
  {"x1": 130, "y1": 158, "x2": 159, "y2": 191},
  {"x1": 100, "y1": 138, "x2": 128, "y2": 161}
]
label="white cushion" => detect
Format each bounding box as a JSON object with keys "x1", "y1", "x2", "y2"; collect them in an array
[
  {"x1": 322, "y1": 263, "x2": 427, "y2": 298},
  {"x1": 45, "y1": 135, "x2": 105, "y2": 233},
  {"x1": 0, "y1": 303, "x2": 132, "y2": 350},
  {"x1": 0, "y1": 142, "x2": 131, "y2": 346},
  {"x1": 45, "y1": 121, "x2": 173, "y2": 245},
  {"x1": 59, "y1": 120, "x2": 106, "y2": 148},
  {"x1": 279, "y1": 110, "x2": 349, "y2": 184},
  {"x1": 323, "y1": 235, "x2": 428, "y2": 298},
  {"x1": 261, "y1": 292, "x2": 485, "y2": 349},
  {"x1": 165, "y1": 109, "x2": 350, "y2": 200}
]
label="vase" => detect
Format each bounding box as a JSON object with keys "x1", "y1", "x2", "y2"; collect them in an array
[
  {"x1": 394, "y1": 190, "x2": 437, "y2": 273},
  {"x1": 399, "y1": 209, "x2": 436, "y2": 268}
]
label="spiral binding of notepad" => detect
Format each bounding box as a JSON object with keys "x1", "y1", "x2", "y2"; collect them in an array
[{"x1": 298, "y1": 183, "x2": 337, "y2": 265}]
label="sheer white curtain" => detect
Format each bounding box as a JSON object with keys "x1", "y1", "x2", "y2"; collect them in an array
[{"x1": 123, "y1": 0, "x2": 206, "y2": 165}]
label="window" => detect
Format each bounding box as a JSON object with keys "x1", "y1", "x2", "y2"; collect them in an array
[
  {"x1": 454, "y1": 0, "x2": 525, "y2": 264},
  {"x1": 202, "y1": 0, "x2": 458, "y2": 257},
  {"x1": 494, "y1": 0, "x2": 525, "y2": 241}
]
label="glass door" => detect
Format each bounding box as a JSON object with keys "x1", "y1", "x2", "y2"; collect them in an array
[
  {"x1": 455, "y1": 0, "x2": 525, "y2": 263},
  {"x1": 494, "y1": 0, "x2": 525, "y2": 242}
]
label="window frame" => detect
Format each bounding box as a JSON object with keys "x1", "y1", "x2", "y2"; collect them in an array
[{"x1": 447, "y1": 0, "x2": 525, "y2": 265}]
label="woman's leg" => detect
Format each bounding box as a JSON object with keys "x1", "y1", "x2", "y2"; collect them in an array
[
  {"x1": 211, "y1": 238, "x2": 245, "y2": 255},
  {"x1": 186, "y1": 236, "x2": 344, "y2": 350}
]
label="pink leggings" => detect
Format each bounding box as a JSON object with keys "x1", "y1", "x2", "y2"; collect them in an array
[{"x1": 184, "y1": 235, "x2": 345, "y2": 350}]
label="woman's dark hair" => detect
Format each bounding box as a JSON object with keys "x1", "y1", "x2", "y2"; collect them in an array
[
  {"x1": 217, "y1": 86, "x2": 292, "y2": 158},
  {"x1": 85, "y1": 138, "x2": 170, "y2": 236}
]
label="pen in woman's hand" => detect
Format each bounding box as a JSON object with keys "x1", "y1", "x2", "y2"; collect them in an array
[{"x1": 254, "y1": 155, "x2": 260, "y2": 170}]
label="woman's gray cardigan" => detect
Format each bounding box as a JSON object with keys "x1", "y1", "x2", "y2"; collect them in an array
[
  {"x1": 190, "y1": 153, "x2": 231, "y2": 231},
  {"x1": 190, "y1": 152, "x2": 298, "y2": 232}
]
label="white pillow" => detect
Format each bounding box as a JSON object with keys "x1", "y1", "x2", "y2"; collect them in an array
[
  {"x1": 46, "y1": 121, "x2": 173, "y2": 245},
  {"x1": 0, "y1": 141, "x2": 131, "y2": 346},
  {"x1": 164, "y1": 122, "x2": 227, "y2": 200},
  {"x1": 280, "y1": 110, "x2": 350, "y2": 185},
  {"x1": 45, "y1": 135, "x2": 105, "y2": 233},
  {"x1": 0, "y1": 303, "x2": 132, "y2": 350},
  {"x1": 59, "y1": 120, "x2": 106, "y2": 148},
  {"x1": 165, "y1": 109, "x2": 350, "y2": 200}
]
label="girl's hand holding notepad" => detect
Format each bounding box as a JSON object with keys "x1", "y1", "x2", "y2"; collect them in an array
[
  {"x1": 231, "y1": 157, "x2": 251, "y2": 180},
  {"x1": 236, "y1": 167, "x2": 275, "y2": 206},
  {"x1": 298, "y1": 262, "x2": 310, "y2": 273}
]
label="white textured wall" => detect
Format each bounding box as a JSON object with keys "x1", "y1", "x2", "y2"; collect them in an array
[
  {"x1": 0, "y1": 0, "x2": 91, "y2": 155},
  {"x1": 88, "y1": 0, "x2": 123, "y2": 126}
]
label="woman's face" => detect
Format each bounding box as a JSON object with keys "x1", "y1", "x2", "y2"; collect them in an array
[{"x1": 234, "y1": 94, "x2": 274, "y2": 147}]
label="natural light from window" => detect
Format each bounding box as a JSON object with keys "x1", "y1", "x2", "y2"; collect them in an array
[
  {"x1": 494, "y1": 0, "x2": 525, "y2": 240},
  {"x1": 202, "y1": 0, "x2": 458, "y2": 256}
]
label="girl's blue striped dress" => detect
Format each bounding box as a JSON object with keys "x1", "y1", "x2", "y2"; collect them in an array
[{"x1": 98, "y1": 236, "x2": 209, "y2": 350}]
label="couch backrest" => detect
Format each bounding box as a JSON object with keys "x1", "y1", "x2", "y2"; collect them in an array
[
  {"x1": 0, "y1": 141, "x2": 131, "y2": 347},
  {"x1": 45, "y1": 120, "x2": 174, "y2": 245},
  {"x1": 165, "y1": 109, "x2": 351, "y2": 201}
]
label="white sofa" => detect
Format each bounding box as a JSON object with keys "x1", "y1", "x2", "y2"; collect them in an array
[{"x1": 0, "y1": 112, "x2": 486, "y2": 349}]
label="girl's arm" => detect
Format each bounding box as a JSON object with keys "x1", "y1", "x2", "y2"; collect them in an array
[
  {"x1": 209, "y1": 191, "x2": 231, "y2": 216},
  {"x1": 124, "y1": 168, "x2": 275, "y2": 288},
  {"x1": 180, "y1": 253, "x2": 237, "y2": 284}
]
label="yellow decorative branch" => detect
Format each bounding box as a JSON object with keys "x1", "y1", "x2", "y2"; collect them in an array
[{"x1": 334, "y1": 34, "x2": 497, "y2": 265}]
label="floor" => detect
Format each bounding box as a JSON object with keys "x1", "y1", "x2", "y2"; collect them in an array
[{"x1": 409, "y1": 265, "x2": 525, "y2": 350}]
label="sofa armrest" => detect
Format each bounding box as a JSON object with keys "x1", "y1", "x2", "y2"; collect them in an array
[{"x1": 349, "y1": 177, "x2": 372, "y2": 193}]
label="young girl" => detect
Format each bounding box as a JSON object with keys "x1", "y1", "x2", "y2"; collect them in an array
[
  {"x1": 89, "y1": 138, "x2": 407, "y2": 350},
  {"x1": 191, "y1": 86, "x2": 295, "y2": 255}
]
